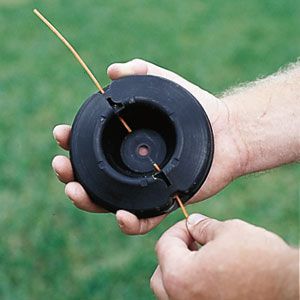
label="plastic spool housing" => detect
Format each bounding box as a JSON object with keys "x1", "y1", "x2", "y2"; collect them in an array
[{"x1": 70, "y1": 75, "x2": 214, "y2": 218}]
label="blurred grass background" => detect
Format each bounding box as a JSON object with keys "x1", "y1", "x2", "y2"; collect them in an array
[{"x1": 0, "y1": 0, "x2": 299, "y2": 299}]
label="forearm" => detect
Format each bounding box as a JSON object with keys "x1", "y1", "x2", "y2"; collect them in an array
[{"x1": 223, "y1": 62, "x2": 300, "y2": 175}]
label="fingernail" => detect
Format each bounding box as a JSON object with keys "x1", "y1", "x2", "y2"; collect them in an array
[
  {"x1": 187, "y1": 213, "x2": 207, "y2": 226},
  {"x1": 118, "y1": 219, "x2": 125, "y2": 228},
  {"x1": 107, "y1": 64, "x2": 117, "y2": 73},
  {"x1": 52, "y1": 126, "x2": 58, "y2": 138}
]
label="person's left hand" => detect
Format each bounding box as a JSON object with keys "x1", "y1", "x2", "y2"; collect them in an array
[
  {"x1": 53, "y1": 59, "x2": 243, "y2": 234},
  {"x1": 150, "y1": 214, "x2": 298, "y2": 300},
  {"x1": 52, "y1": 60, "x2": 179, "y2": 230}
]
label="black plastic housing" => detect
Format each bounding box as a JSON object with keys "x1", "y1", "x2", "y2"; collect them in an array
[{"x1": 70, "y1": 75, "x2": 214, "y2": 218}]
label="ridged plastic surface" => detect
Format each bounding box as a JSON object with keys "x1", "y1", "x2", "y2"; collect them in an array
[{"x1": 70, "y1": 75, "x2": 214, "y2": 218}]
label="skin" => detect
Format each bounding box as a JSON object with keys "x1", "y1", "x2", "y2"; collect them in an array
[
  {"x1": 151, "y1": 214, "x2": 299, "y2": 300},
  {"x1": 52, "y1": 59, "x2": 300, "y2": 234},
  {"x1": 52, "y1": 60, "x2": 300, "y2": 298},
  {"x1": 52, "y1": 58, "x2": 248, "y2": 234}
]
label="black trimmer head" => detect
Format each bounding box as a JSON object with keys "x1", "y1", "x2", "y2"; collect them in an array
[{"x1": 70, "y1": 75, "x2": 214, "y2": 218}]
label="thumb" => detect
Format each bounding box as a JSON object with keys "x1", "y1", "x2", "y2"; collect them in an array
[
  {"x1": 186, "y1": 214, "x2": 224, "y2": 245},
  {"x1": 107, "y1": 59, "x2": 212, "y2": 101}
]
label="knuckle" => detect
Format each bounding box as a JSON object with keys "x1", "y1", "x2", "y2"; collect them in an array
[
  {"x1": 232, "y1": 218, "x2": 244, "y2": 224},
  {"x1": 155, "y1": 231, "x2": 169, "y2": 255},
  {"x1": 197, "y1": 218, "x2": 216, "y2": 241},
  {"x1": 131, "y1": 58, "x2": 144, "y2": 63},
  {"x1": 224, "y1": 219, "x2": 248, "y2": 231},
  {"x1": 163, "y1": 269, "x2": 182, "y2": 296}
]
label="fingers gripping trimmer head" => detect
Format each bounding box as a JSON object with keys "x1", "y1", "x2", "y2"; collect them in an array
[{"x1": 70, "y1": 75, "x2": 214, "y2": 218}]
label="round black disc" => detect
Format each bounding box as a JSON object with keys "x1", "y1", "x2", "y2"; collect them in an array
[
  {"x1": 120, "y1": 129, "x2": 167, "y2": 173},
  {"x1": 70, "y1": 75, "x2": 214, "y2": 218}
]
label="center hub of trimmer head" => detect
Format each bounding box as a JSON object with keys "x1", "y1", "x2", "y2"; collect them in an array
[{"x1": 70, "y1": 75, "x2": 214, "y2": 218}]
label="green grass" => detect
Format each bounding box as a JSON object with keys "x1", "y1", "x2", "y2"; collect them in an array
[{"x1": 0, "y1": 0, "x2": 299, "y2": 299}]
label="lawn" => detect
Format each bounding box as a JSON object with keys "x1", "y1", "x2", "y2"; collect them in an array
[{"x1": 0, "y1": 0, "x2": 299, "y2": 299}]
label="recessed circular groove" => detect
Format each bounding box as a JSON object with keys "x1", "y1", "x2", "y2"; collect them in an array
[{"x1": 102, "y1": 101, "x2": 175, "y2": 176}]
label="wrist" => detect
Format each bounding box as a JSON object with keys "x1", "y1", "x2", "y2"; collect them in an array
[{"x1": 219, "y1": 96, "x2": 250, "y2": 178}]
